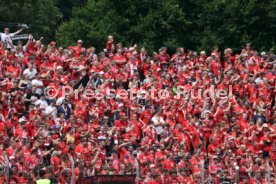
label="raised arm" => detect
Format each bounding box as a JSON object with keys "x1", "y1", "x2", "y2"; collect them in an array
[{"x1": 13, "y1": 27, "x2": 25, "y2": 35}]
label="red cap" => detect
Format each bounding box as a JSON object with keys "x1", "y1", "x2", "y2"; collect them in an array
[
  {"x1": 50, "y1": 41, "x2": 56, "y2": 45},
  {"x1": 52, "y1": 134, "x2": 59, "y2": 140}
]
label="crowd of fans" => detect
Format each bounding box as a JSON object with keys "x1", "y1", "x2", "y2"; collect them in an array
[{"x1": 0, "y1": 27, "x2": 275, "y2": 184}]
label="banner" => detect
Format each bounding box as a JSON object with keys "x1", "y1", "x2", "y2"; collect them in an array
[{"x1": 78, "y1": 175, "x2": 136, "y2": 184}]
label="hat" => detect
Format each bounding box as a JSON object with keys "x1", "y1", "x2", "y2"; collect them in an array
[
  {"x1": 50, "y1": 41, "x2": 56, "y2": 45},
  {"x1": 262, "y1": 123, "x2": 269, "y2": 128},
  {"x1": 34, "y1": 101, "x2": 40, "y2": 106},
  {"x1": 260, "y1": 52, "x2": 266, "y2": 56},
  {"x1": 19, "y1": 117, "x2": 27, "y2": 123},
  {"x1": 141, "y1": 90, "x2": 146, "y2": 94},
  {"x1": 228, "y1": 136, "x2": 235, "y2": 141},
  {"x1": 129, "y1": 47, "x2": 135, "y2": 52},
  {"x1": 57, "y1": 66, "x2": 63, "y2": 70},
  {"x1": 52, "y1": 151, "x2": 61, "y2": 156},
  {"x1": 160, "y1": 47, "x2": 167, "y2": 51}
]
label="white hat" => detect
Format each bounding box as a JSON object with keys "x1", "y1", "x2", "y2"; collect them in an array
[
  {"x1": 228, "y1": 136, "x2": 235, "y2": 141},
  {"x1": 9, "y1": 156, "x2": 15, "y2": 160},
  {"x1": 57, "y1": 66, "x2": 63, "y2": 70},
  {"x1": 52, "y1": 151, "x2": 61, "y2": 156},
  {"x1": 34, "y1": 101, "x2": 40, "y2": 106},
  {"x1": 261, "y1": 52, "x2": 266, "y2": 56},
  {"x1": 141, "y1": 90, "x2": 146, "y2": 94},
  {"x1": 19, "y1": 117, "x2": 27, "y2": 123},
  {"x1": 129, "y1": 47, "x2": 135, "y2": 52},
  {"x1": 248, "y1": 60, "x2": 254, "y2": 65}
]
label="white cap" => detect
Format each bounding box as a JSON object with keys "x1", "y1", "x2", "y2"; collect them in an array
[
  {"x1": 19, "y1": 117, "x2": 27, "y2": 123},
  {"x1": 129, "y1": 47, "x2": 135, "y2": 52},
  {"x1": 34, "y1": 100, "x2": 40, "y2": 106},
  {"x1": 9, "y1": 156, "x2": 15, "y2": 160},
  {"x1": 141, "y1": 90, "x2": 146, "y2": 94},
  {"x1": 52, "y1": 151, "x2": 61, "y2": 156},
  {"x1": 261, "y1": 52, "x2": 266, "y2": 56}
]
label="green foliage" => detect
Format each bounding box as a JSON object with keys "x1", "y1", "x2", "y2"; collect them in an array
[
  {"x1": 56, "y1": 0, "x2": 190, "y2": 52},
  {"x1": 56, "y1": 0, "x2": 87, "y2": 20},
  {"x1": 0, "y1": 0, "x2": 275, "y2": 53},
  {"x1": 181, "y1": 0, "x2": 276, "y2": 52}
]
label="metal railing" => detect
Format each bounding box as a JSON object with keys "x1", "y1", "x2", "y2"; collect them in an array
[
  {"x1": 2, "y1": 152, "x2": 275, "y2": 184},
  {"x1": 3, "y1": 152, "x2": 9, "y2": 184}
]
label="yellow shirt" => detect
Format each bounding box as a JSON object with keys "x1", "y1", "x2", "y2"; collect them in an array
[{"x1": 66, "y1": 133, "x2": 75, "y2": 143}]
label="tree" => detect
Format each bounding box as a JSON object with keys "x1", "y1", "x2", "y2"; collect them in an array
[
  {"x1": 56, "y1": 0, "x2": 190, "y2": 53},
  {"x1": 180, "y1": 0, "x2": 276, "y2": 53},
  {"x1": 1, "y1": 0, "x2": 274, "y2": 52},
  {"x1": 56, "y1": 0, "x2": 87, "y2": 21}
]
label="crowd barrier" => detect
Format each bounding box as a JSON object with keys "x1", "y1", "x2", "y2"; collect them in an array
[{"x1": 2, "y1": 151, "x2": 273, "y2": 184}]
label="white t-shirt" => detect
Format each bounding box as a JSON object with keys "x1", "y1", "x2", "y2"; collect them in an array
[
  {"x1": 45, "y1": 105, "x2": 57, "y2": 119},
  {"x1": 31, "y1": 79, "x2": 44, "y2": 95},
  {"x1": 0, "y1": 32, "x2": 15, "y2": 48},
  {"x1": 23, "y1": 68, "x2": 37, "y2": 79},
  {"x1": 151, "y1": 115, "x2": 164, "y2": 135},
  {"x1": 255, "y1": 77, "x2": 265, "y2": 85},
  {"x1": 35, "y1": 99, "x2": 48, "y2": 109}
]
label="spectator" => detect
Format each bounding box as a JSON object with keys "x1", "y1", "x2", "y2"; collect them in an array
[
  {"x1": 0, "y1": 26, "x2": 25, "y2": 50},
  {"x1": 0, "y1": 34, "x2": 275, "y2": 184}
]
